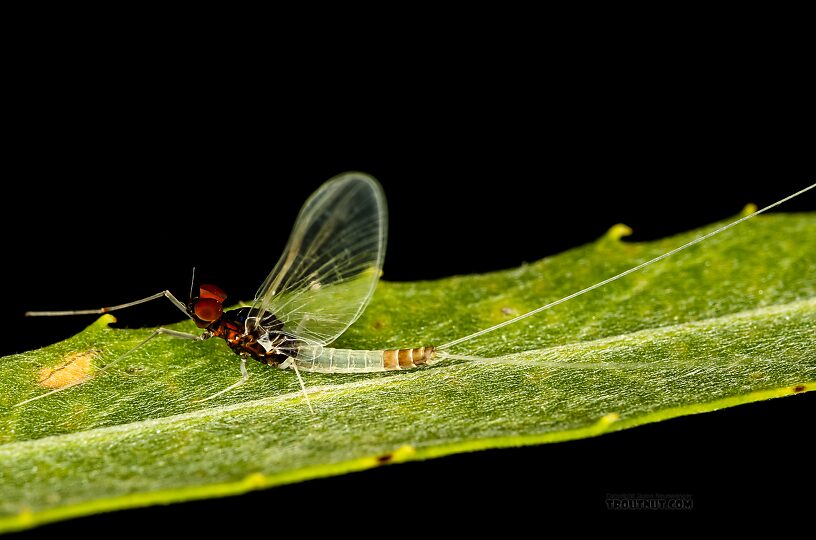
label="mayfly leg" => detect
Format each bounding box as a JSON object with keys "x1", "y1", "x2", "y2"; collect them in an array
[
  {"x1": 194, "y1": 354, "x2": 250, "y2": 403},
  {"x1": 25, "y1": 290, "x2": 193, "y2": 320},
  {"x1": 13, "y1": 327, "x2": 207, "y2": 407}
]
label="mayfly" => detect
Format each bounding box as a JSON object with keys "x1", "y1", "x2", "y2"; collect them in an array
[{"x1": 18, "y1": 173, "x2": 816, "y2": 410}]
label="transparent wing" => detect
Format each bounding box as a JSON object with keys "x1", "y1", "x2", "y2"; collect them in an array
[{"x1": 247, "y1": 172, "x2": 387, "y2": 346}]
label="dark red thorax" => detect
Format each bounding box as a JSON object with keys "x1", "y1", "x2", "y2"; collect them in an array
[{"x1": 188, "y1": 284, "x2": 289, "y2": 365}]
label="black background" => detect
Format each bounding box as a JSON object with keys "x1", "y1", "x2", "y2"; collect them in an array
[{"x1": 4, "y1": 22, "x2": 815, "y2": 534}]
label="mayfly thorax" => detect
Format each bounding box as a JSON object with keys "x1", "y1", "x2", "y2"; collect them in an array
[{"x1": 18, "y1": 173, "x2": 816, "y2": 410}]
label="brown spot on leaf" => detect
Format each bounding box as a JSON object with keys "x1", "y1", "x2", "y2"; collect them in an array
[
  {"x1": 374, "y1": 445, "x2": 416, "y2": 465},
  {"x1": 793, "y1": 384, "x2": 806, "y2": 393},
  {"x1": 372, "y1": 320, "x2": 385, "y2": 330},
  {"x1": 501, "y1": 307, "x2": 517, "y2": 315},
  {"x1": 38, "y1": 350, "x2": 98, "y2": 389}
]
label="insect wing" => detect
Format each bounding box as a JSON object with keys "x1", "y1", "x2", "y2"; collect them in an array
[{"x1": 248, "y1": 172, "x2": 387, "y2": 346}]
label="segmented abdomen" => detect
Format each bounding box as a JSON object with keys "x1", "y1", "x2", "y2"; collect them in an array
[{"x1": 294, "y1": 346, "x2": 436, "y2": 373}]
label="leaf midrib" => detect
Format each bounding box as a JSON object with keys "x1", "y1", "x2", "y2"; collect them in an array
[{"x1": 3, "y1": 295, "x2": 812, "y2": 452}]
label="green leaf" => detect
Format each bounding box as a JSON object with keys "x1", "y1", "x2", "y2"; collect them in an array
[{"x1": 1, "y1": 212, "x2": 814, "y2": 532}]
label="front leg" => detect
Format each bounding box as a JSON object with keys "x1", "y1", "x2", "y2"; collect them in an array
[{"x1": 26, "y1": 291, "x2": 193, "y2": 320}]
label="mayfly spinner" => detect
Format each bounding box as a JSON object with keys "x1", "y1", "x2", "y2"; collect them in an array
[{"x1": 19, "y1": 173, "x2": 816, "y2": 410}]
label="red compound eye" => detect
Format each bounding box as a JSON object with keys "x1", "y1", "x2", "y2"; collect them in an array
[
  {"x1": 194, "y1": 298, "x2": 223, "y2": 322},
  {"x1": 200, "y1": 283, "x2": 228, "y2": 302}
]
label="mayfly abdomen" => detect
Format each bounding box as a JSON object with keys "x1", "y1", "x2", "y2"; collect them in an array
[{"x1": 294, "y1": 345, "x2": 436, "y2": 373}]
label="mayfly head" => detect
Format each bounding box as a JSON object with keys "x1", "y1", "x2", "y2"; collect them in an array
[{"x1": 188, "y1": 283, "x2": 228, "y2": 328}]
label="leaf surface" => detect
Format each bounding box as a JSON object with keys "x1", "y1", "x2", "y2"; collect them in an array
[{"x1": 1, "y1": 212, "x2": 814, "y2": 532}]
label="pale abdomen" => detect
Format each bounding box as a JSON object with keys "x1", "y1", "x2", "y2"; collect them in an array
[{"x1": 294, "y1": 345, "x2": 436, "y2": 373}]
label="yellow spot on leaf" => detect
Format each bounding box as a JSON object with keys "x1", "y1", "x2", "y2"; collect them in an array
[
  {"x1": 599, "y1": 412, "x2": 620, "y2": 426},
  {"x1": 605, "y1": 223, "x2": 633, "y2": 241},
  {"x1": 17, "y1": 507, "x2": 34, "y2": 526},
  {"x1": 38, "y1": 350, "x2": 98, "y2": 389},
  {"x1": 391, "y1": 445, "x2": 416, "y2": 461},
  {"x1": 243, "y1": 472, "x2": 267, "y2": 488},
  {"x1": 740, "y1": 203, "x2": 758, "y2": 216}
]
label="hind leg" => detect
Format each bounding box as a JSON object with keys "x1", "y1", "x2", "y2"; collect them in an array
[{"x1": 194, "y1": 354, "x2": 250, "y2": 403}]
